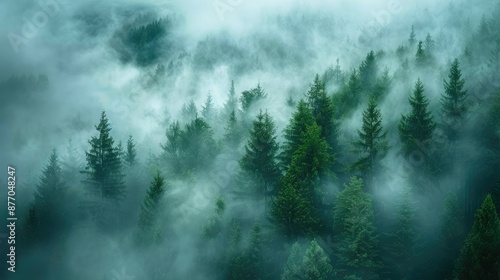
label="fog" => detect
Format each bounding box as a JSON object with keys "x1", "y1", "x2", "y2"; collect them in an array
[{"x1": 1, "y1": 0, "x2": 499, "y2": 279}]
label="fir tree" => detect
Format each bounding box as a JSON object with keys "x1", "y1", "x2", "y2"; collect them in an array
[
  {"x1": 280, "y1": 99, "x2": 315, "y2": 170},
  {"x1": 181, "y1": 117, "x2": 219, "y2": 171},
  {"x1": 202, "y1": 93, "x2": 216, "y2": 124},
  {"x1": 81, "y1": 111, "x2": 126, "y2": 202},
  {"x1": 203, "y1": 196, "x2": 225, "y2": 240},
  {"x1": 281, "y1": 242, "x2": 305, "y2": 280},
  {"x1": 125, "y1": 135, "x2": 138, "y2": 167},
  {"x1": 409, "y1": 25, "x2": 416, "y2": 46},
  {"x1": 425, "y1": 33, "x2": 435, "y2": 54},
  {"x1": 239, "y1": 111, "x2": 281, "y2": 205},
  {"x1": 181, "y1": 99, "x2": 198, "y2": 122},
  {"x1": 306, "y1": 74, "x2": 338, "y2": 172},
  {"x1": 439, "y1": 193, "x2": 465, "y2": 279},
  {"x1": 415, "y1": 41, "x2": 427, "y2": 67},
  {"x1": 137, "y1": 171, "x2": 167, "y2": 246},
  {"x1": 240, "y1": 83, "x2": 267, "y2": 112},
  {"x1": 222, "y1": 80, "x2": 239, "y2": 120},
  {"x1": 223, "y1": 110, "x2": 242, "y2": 149},
  {"x1": 302, "y1": 239, "x2": 334, "y2": 280},
  {"x1": 372, "y1": 68, "x2": 392, "y2": 101},
  {"x1": 351, "y1": 98, "x2": 389, "y2": 182},
  {"x1": 359, "y1": 50, "x2": 378, "y2": 92},
  {"x1": 454, "y1": 194, "x2": 500, "y2": 279},
  {"x1": 333, "y1": 177, "x2": 379, "y2": 279},
  {"x1": 398, "y1": 79, "x2": 436, "y2": 158},
  {"x1": 441, "y1": 59, "x2": 468, "y2": 141},
  {"x1": 33, "y1": 150, "x2": 68, "y2": 240},
  {"x1": 161, "y1": 121, "x2": 183, "y2": 174}
]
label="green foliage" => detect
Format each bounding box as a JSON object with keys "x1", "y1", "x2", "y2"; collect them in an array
[
  {"x1": 240, "y1": 84, "x2": 267, "y2": 112},
  {"x1": 81, "y1": 111, "x2": 126, "y2": 201},
  {"x1": 425, "y1": 33, "x2": 436, "y2": 54},
  {"x1": 162, "y1": 117, "x2": 219, "y2": 174},
  {"x1": 203, "y1": 196, "x2": 226, "y2": 240},
  {"x1": 202, "y1": 93, "x2": 217, "y2": 124},
  {"x1": 137, "y1": 171, "x2": 167, "y2": 246},
  {"x1": 224, "y1": 110, "x2": 243, "y2": 149},
  {"x1": 441, "y1": 59, "x2": 468, "y2": 141},
  {"x1": 282, "y1": 239, "x2": 333, "y2": 280},
  {"x1": 181, "y1": 99, "x2": 198, "y2": 122},
  {"x1": 359, "y1": 51, "x2": 378, "y2": 92},
  {"x1": 415, "y1": 41, "x2": 427, "y2": 68},
  {"x1": 280, "y1": 99, "x2": 316, "y2": 170},
  {"x1": 334, "y1": 177, "x2": 380, "y2": 280},
  {"x1": 33, "y1": 150, "x2": 68, "y2": 240},
  {"x1": 335, "y1": 70, "x2": 363, "y2": 118},
  {"x1": 125, "y1": 135, "x2": 138, "y2": 167},
  {"x1": 409, "y1": 25, "x2": 417, "y2": 46},
  {"x1": 351, "y1": 98, "x2": 389, "y2": 182},
  {"x1": 223, "y1": 80, "x2": 239, "y2": 119},
  {"x1": 239, "y1": 111, "x2": 281, "y2": 202},
  {"x1": 454, "y1": 194, "x2": 500, "y2": 279},
  {"x1": 398, "y1": 79, "x2": 436, "y2": 158},
  {"x1": 372, "y1": 68, "x2": 392, "y2": 101}
]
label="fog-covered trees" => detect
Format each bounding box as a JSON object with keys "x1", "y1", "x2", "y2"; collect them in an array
[
  {"x1": 137, "y1": 171, "x2": 167, "y2": 246},
  {"x1": 281, "y1": 240, "x2": 333, "y2": 280},
  {"x1": 441, "y1": 59, "x2": 468, "y2": 141}
]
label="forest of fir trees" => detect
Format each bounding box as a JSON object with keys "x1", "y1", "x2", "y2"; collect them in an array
[{"x1": 12, "y1": 13, "x2": 500, "y2": 280}]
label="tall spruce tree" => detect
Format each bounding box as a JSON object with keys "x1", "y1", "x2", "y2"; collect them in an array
[
  {"x1": 181, "y1": 117, "x2": 219, "y2": 171},
  {"x1": 359, "y1": 50, "x2": 378, "y2": 92},
  {"x1": 33, "y1": 150, "x2": 68, "y2": 240},
  {"x1": 415, "y1": 41, "x2": 427, "y2": 67},
  {"x1": 223, "y1": 110, "x2": 243, "y2": 149},
  {"x1": 351, "y1": 98, "x2": 389, "y2": 182},
  {"x1": 409, "y1": 25, "x2": 417, "y2": 46},
  {"x1": 281, "y1": 240, "x2": 333, "y2": 280},
  {"x1": 223, "y1": 80, "x2": 238, "y2": 119},
  {"x1": 137, "y1": 171, "x2": 167, "y2": 246},
  {"x1": 81, "y1": 111, "x2": 126, "y2": 202},
  {"x1": 306, "y1": 74, "x2": 338, "y2": 172},
  {"x1": 454, "y1": 194, "x2": 500, "y2": 279},
  {"x1": 333, "y1": 177, "x2": 379, "y2": 280},
  {"x1": 441, "y1": 59, "x2": 468, "y2": 141},
  {"x1": 398, "y1": 79, "x2": 436, "y2": 158},
  {"x1": 125, "y1": 135, "x2": 138, "y2": 167},
  {"x1": 279, "y1": 99, "x2": 315, "y2": 170},
  {"x1": 162, "y1": 121, "x2": 183, "y2": 174},
  {"x1": 239, "y1": 111, "x2": 281, "y2": 205}
]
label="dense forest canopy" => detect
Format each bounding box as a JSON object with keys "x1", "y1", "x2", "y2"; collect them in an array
[{"x1": 1, "y1": 0, "x2": 500, "y2": 279}]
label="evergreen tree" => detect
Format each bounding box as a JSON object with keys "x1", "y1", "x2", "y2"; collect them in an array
[
  {"x1": 306, "y1": 74, "x2": 338, "y2": 172},
  {"x1": 240, "y1": 83, "x2": 267, "y2": 112},
  {"x1": 425, "y1": 33, "x2": 435, "y2": 54},
  {"x1": 117, "y1": 140, "x2": 125, "y2": 164},
  {"x1": 137, "y1": 171, "x2": 167, "y2": 246},
  {"x1": 280, "y1": 99, "x2": 315, "y2": 170},
  {"x1": 222, "y1": 80, "x2": 239, "y2": 120},
  {"x1": 302, "y1": 239, "x2": 334, "y2": 280},
  {"x1": 409, "y1": 25, "x2": 416, "y2": 46},
  {"x1": 181, "y1": 117, "x2": 219, "y2": 171},
  {"x1": 125, "y1": 135, "x2": 138, "y2": 167},
  {"x1": 372, "y1": 68, "x2": 392, "y2": 101},
  {"x1": 181, "y1": 99, "x2": 198, "y2": 122},
  {"x1": 81, "y1": 111, "x2": 126, "y2": 202},
  {"x1": 202, "y1": 93, "x2": 216, "y2": 124},
  {"x1": 398, "y1": 79, "x2": 436, "y2": 158},
  {"x1": 333, "y1": 177, "x2": 379, "y2": 279},
  {"x1": 33, "y1": 149, "x2": 68, "y2": 240},
  {"x1": 386, "y1": 187, "x2": 420, "y2": 280},
  {"x1": 351, "y1": 98, "x2": 389, "y2": 182},
  {"x1": 246, "y1": 222, "x2": 264, "y2": 280},
  {"x1": 337, "y1": 70, "x2": 363, "y2": 116},
  {"x1": 415, "y1": 41, "x2": 427, "y2": 67},
  {"x1": 454, "y1": 194, "x2": 500, "y2": 279},
  {"x1": 359, "y1": 50, "x2": 377, "y2": 92},
  {"x1": 239, "y1": 111, "x2": 281, "y2": 205},
  {"x1": 203, "y1": 196, "x2": 226, "y2": 239},
  {"x1": 281, "y1": 240, "x2": 333, "y2": 280},
  {"x1": 441, "y1": 59, "x2": 468, "y2": 141},
  {"x1": 223, "y1": 110, "x2": 243, "y2": 149},
  {"x1": 162, "y1": 121, "x2": 183, "y2": 174},
  {"x1": 22, "y1": 204, "x2": 39, "y2": 247},
  {"x1": 439, "y1": 193, "x2": 465, "y2": 279}
]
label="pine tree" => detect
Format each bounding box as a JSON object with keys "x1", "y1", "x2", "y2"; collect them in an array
[
  {"x1": 181, "y1": 99, "x2": 198, "y2": 122},
  {"x1": 23, "y1": 204, "x2": 39, "y2": 247},
  {"x1": 246, "y1": 222, "x2": 264, "y2": 280},
  {"x1": 117, "y1": 140, "x2": 125, "y2": 164},
  {"x1": 302, "y1": 239, "x2": 334, "y2": 280},
  {"x1": 372, "y1": 68, "x2": 392, "y2": 101},
  {"x1": 137, "y1": 171, "x2": 167, "y2": 246},
  {"x1": 409, "y1": 25, "x2": 416, "y2": 46},
  {"x1": 240, "y1": 83, "x2": 267, "y2": 112},
  {"x1": 280, "y1": 99, "x2": 315, "y2": 170},
  {"x1": 161, "y1": 121, "x2": 183, "y2": 174},
  {"x1": 415, "y1": 41, "x2": 427, "y2": 67},
  {"x1": 439, "y1": 193, "x2": 465, "y2": 279},
  {"x1": 425, "y1": 33, "x2": 435, "y2": 54},
  {"x1": 222, "y1": 80, "x2": 239, "y2": 120},
  {"x1": 333, "y1": 177, "x2": 379, "y2": 280},
  {"x1": 181, "y1": 117, "x2": 219, "y2": 171},
  {"x1": 454, "y1": 194, "x2": 500, "y2": 279},
  {"x1": 203, "y1": 196, "x2": 225, "y2": 240},
  {"x1": 33, "y1": 149, "x2": 68, "y2": 240},
  {"x1": 239, "y1": 111, "x2": 281, "y2": 205},
  {"x1": 125, "y1": 135, "x2": 138, "y2": 167},
  {"x1": 387, "y1": 187, "x2": 420, "y2": 280},
  {"x1": 202, "y1": 93, "x2": 216, "y2": 124},
  {"x1": 398, "y1": 79, "x2": 436, "y2": 158},
  {"x1": 81, "y1": 111, "x2": 126, "y2": 202},
  {"x1": 351, "y1": 98, "x2": 389, "y2": 182},
  {"x1": 359, "y1": 51, "x2": 377, "y2": 92},
  {"x1": 337, "y1": 69, "x2": 363, "y2": 116},
  {"x1": 441, "y1": 59, "x2": 468, "y2": 141},
  {"x1": 306, "y1": 74, "x2": 338, "y2": 172},
  {"x1": 281, "y1": 242, "x2": 305, "y2": 280},
  {"x1": 223, "y1": 110, "x2": 242, "y2": 149}
]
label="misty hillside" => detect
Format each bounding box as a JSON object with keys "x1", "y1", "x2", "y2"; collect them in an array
[{"x1": 1, "y1": 0, "x2": 500, "y2": 279}]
